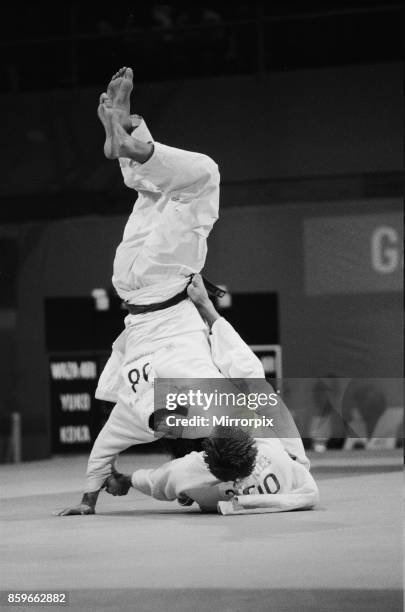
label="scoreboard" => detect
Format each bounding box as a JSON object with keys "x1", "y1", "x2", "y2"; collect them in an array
[
  {"x1": 48, "y1": 345, "x2": 282, "y2": 453},
  {"x1": 49, "y1": 355, "x2": 100, "y2": 453}
]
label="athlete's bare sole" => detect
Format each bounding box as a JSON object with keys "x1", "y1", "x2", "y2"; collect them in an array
[
  {"x1": 107, "y1": 67, "x2": 133, "y2": 131},
  {"x1": 97, "y1": 95, "x2": 135, "y2": 159},
  {"x1": 97, "y1": 95, "x2": 153, "y2": 162}
]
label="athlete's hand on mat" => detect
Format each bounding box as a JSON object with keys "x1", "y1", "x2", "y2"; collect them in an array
[
  {"x1": 55, "y1": 503, "x2": 95, "y2": 516},
  {"x1": 104, "y1": 471, "x2": 132, "y2": 496},
  {"x1": 187, "y1": 274, "x2": 210, "y2": 308}
]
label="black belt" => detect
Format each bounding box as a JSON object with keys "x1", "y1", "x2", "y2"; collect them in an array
[
  {"x1": 202, "y1": 277, "x2": 226, "y2": 299},
  {"x1": 124, "y1": 287, "x2": 188, "y2": 315},
  {"x1": 124, "y1": 275, "x2": 226, "y2": 315}
]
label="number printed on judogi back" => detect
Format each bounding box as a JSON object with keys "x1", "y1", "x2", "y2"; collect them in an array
[{"x1": 123, "y1": 354, "x2": 154, "y2": 398}]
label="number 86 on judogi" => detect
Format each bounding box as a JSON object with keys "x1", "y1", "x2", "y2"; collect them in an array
[{"x1": 126, "y1": 359, "x2": 152, "y2": 394}]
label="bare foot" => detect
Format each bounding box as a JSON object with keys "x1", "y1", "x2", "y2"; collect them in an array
[
  {"x1": 97, "y1": 94, "x2": 134, "y2": 159},
  {"x1": 107, "y1": 67, "x2": 133, "y2": 131},
  {"x1": 97, "y1": 93, "x2": 153, "y2": 161}
]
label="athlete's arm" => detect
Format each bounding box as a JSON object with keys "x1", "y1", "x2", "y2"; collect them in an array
[
  {"x1": 131, "y1": 463, "x2": 178, "y2": 501},
  {"x1": 132, "y1": 453, "x2": 214, "y2": 502},
  {"x1": 187, "y1": 274, "x2": 220, "y2": 329},
  {"x1": 187, "y1": 274, "x2": 264, "y2": 377}
]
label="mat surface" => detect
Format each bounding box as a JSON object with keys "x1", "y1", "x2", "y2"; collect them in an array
[{"x1": 0, "y1": 450, "x2": 402, "y2": 611}]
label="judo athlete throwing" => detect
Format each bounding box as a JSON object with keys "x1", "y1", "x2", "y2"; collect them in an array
[
  {"x1": 58, "y1": 68, "x2": 262, "y2": 516},
  {"x1": 57, "y1": 68, "x2": 306, "y2": 516}
]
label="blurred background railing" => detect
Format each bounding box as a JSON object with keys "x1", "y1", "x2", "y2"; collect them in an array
[{"x1": 0, "y1": 1, "x2": 401, "y2": 93}]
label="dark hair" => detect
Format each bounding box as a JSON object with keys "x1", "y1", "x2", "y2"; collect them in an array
[{"x1": 202, "y1": 426, "x2": 257, "y2": 482}]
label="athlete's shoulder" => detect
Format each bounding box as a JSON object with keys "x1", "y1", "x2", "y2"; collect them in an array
[
  {"x1": 253, "y1": 437, "x2": 292, "y2": 466},
  {"x1": 254, "y1": 437, "x2": 285, "y2": 452},
  {"x1": 170, "y1": 451, "x2": 206, "y2": 472}
]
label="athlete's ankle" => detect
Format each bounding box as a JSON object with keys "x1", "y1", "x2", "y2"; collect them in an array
[{"x1": 124, "y1": 139, "x2": 154, "y2": 164}]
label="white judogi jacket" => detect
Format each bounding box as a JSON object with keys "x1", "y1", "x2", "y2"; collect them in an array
[{"x1": 131, "y1": 437, "x2": 319, "y2": 515}]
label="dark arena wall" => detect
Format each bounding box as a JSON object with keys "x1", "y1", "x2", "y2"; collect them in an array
[{"x1": 0, "y1": 63, "x2": 401, "y2": 207}]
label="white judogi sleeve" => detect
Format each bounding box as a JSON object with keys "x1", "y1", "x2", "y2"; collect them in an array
[
  {"x1": 218, "y1": 475, "x2": 319, "y2": 515},
  {"x1": 132, "y1": 452, "x2": 230, "y2": 512},
  {"x1": 209, "y1": 317, "x2": 265, "y2": 378},
  {"x1": 131, "y1": 451, "x2": 217, "y2": 502}
]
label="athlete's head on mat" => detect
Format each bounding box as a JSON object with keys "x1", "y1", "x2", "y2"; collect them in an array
[
  {"x1": 202, "y1": 426, "x2": 257, "y2": 482},
  {"x1": 152, "y1": 411, "x2": 257, "y2": 480}
]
